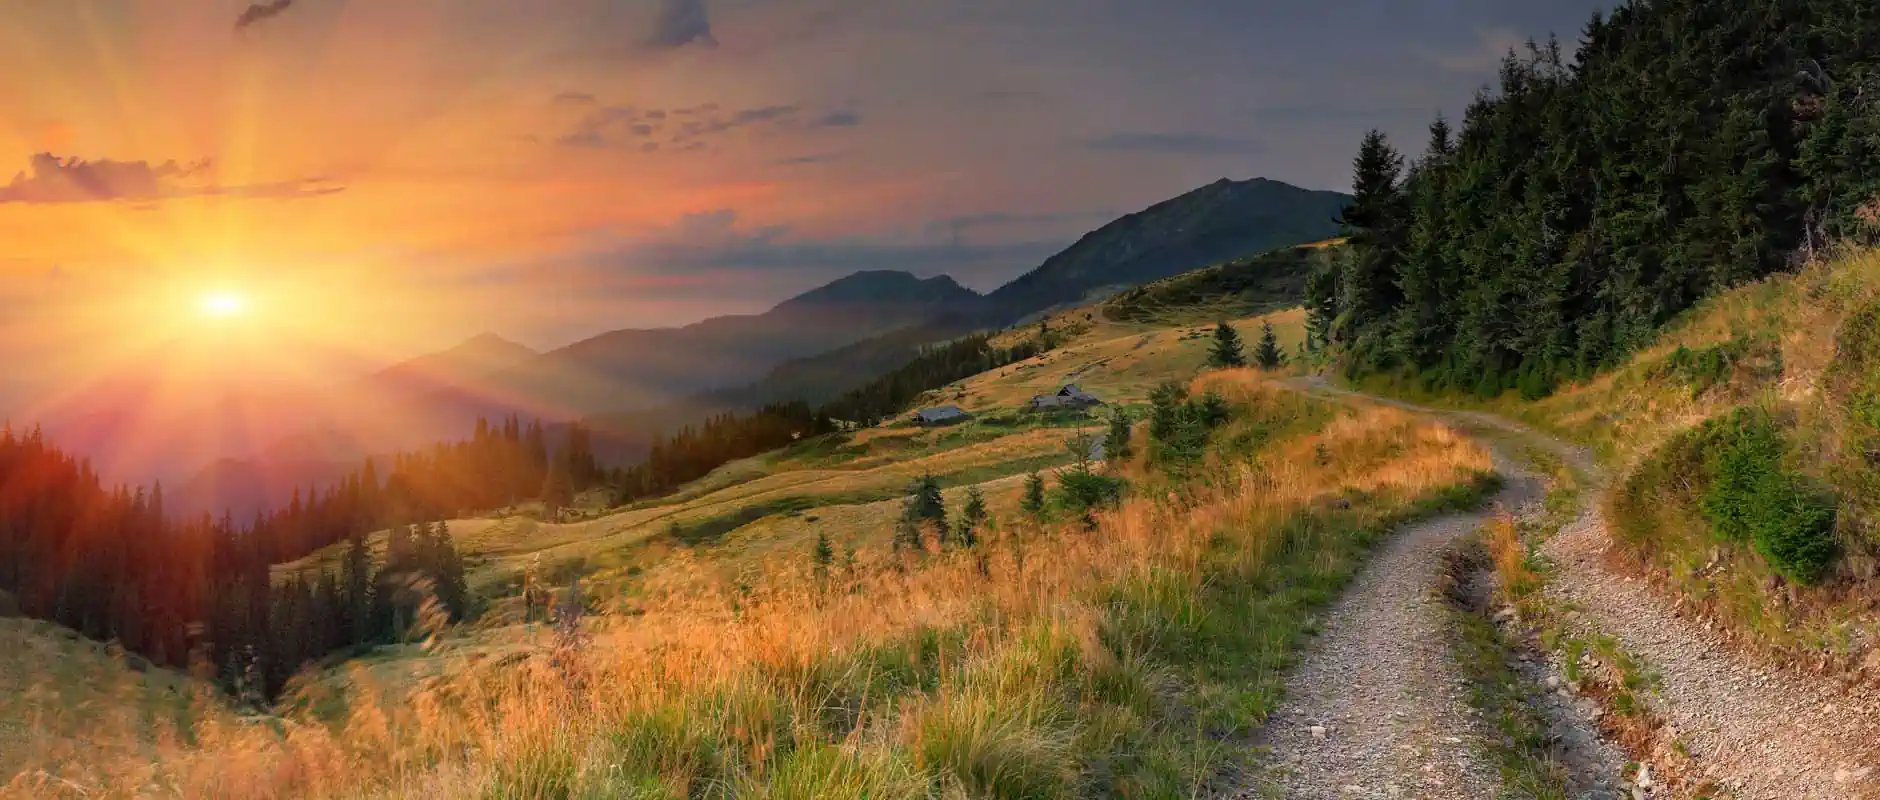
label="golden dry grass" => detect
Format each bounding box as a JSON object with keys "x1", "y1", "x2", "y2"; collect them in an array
[
  {"x1": 943, "y1": 308, "x2": 1305, "y2": 413},
  {"x1": 0, "y1": 618, "x2": 210, "y2": 788},
  {"x1": 6, "y1": 371, "x2": 1490, "y2": 799}
]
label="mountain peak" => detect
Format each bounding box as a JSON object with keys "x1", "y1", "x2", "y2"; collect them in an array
[
  {"x1": 772, "y1": 270, "x2": 981, "y2": 314},
  {"x1": 981, "y1": 177, "x2": 1351, "y2": 319},
  {"x1": 451, "y1": 332, "x2": 535, "y2": 358}
]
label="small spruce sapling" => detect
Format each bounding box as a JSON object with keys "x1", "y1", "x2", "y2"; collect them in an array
[
  {"x1": 958, "y1": 487, "x2": 988, "y2": 548},
  {"x1": 1254, "y1": 321, "x2": 1287, "y2": 370},
  {"x1": 812, "y1": 531, "x2": 835, "y2": 574},
  {"x1": 1209, "y1": 320, "x2": 1246, "y2": 368},
  {"x1": 1105, "y1": 408, "x2": 1134, "y2": 464},
  {"x1": 1021, "y1": 472, "x2": 1047, "y2": 520}
]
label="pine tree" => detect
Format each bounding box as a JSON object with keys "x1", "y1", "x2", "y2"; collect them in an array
[
  {"x1": 433, "y1": 521, "x2": 468, "y2": 621},
  {"x1": 1021, "y1": 472, "x2": 1047, "y2": 520},
  {"x1": 1254, "y1": 322, "x2": 1286, "y2": 369},
  {"x1": 958, "y1": 487, "x2": 988, "y2": 548},
  {"x1": 1208, "y1": 321, "x2": 1246, "y2": 368},
  {"x1": 905, "y1": 474, "x2": 948, "y2": 547},
  {"x1": 1105, "y1": 408, "x2": 1133, "y2": 463},
  {"x1": 812, "y1": 531, "x2": 835, "y2": 572},
  {"x1": 341, "y1": 529, "x2": 372, "y2": 645},
  {"x1": 540, "y1": 462, "x2": 571, "y2": 521},
  {"x1": 1334, "y1": 129, "x2": 1408, "y2": 359}
]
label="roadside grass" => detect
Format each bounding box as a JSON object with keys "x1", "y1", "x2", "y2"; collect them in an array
[{"x1": 7, "y1": 370, "x2": 1495, "y2": 798}]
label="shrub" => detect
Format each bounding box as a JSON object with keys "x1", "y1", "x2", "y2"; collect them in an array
[
  {"x1": 1826, "y1": 299, "x2": 1880, "y2": 544},
  {"x1": 1652, "y1": 333, "x2": 1782, "y2": 399},
  {"x1": 1054, "y1": 468, "x2": 1126, "y2": 529},
  {"x1": 1695, "y1": 408, "x2": 1840, "y2": 584}
]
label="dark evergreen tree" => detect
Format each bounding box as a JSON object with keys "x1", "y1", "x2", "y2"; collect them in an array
[
  {"x1": 812, "y1": 531, "x2": 835, "y2": 572},
  {"x1": 1021, "y1": 472, "x2": 1047, "y2": 520},
  {"x1": 1104, "y1": 408, "x2": 1134, "y2": 463},
  {"x1": 958, "y1": 487, "x2": 988, "y2": 548},
  {"x1": 903, "y1": 474, "x2": 949, "y2": 547},
  {"x1": 1253, "y1": 322, "x2": 1286, "y2": 370},
  {"x1": 1208, "y1": 321, "x2": 1246, "y2": 368},
  {"x1": 1329, "y1": 130, "x2": 1408, "y2": 363}
]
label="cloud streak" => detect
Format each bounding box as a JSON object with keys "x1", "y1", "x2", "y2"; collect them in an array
[
  {"x1": 234, "y1": 0, "x2": 294, "y2": 31},
  {"x1": 0, "y1": 153, "x2": 342, "y2": 204},
  {"x1": 553, "y1": 100, "x2": 862, "y2": 151}
]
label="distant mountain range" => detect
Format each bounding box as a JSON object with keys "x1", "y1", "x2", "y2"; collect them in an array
[
  {"x1": 720, "y1": 177, "x2": 1352, "y2": 408},
  {"x1": 87, "y1": 176, "x2": 1348, "y2": 519}
]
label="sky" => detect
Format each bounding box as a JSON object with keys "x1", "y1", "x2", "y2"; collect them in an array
[{"x1": 0, "y1": 0, "x2": 1608, "y2": 402}]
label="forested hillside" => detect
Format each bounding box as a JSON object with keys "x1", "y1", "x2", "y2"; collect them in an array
[{"x1": 1313, "y1": 0, "x2": 1880, "y2": 395}]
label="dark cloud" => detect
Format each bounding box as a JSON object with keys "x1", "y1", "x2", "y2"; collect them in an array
[
  {"x1": 671, "y1": 105, "x2": 798, "y2": 141},
  {"x1": 1079, "y1": 132, "x2": 1266, "y2": 156},
  {"x1": 772, "y1": 153, "x2": 841, "y2": 166},
  {"x1": 649, "y1": 0, "x2": 716, "y2": 49},
  {"x1": 233, "y1": 0, "x2": 294, "y2": 31},
  {"x1": 552, "y1": 91, "x2": 598, "y2": 106},
  {"x1": 0, "y1": 153, "x2": 342, "y2": 204},
  {"x1": 554, "y1": 101, "x2": 858, "y2": 150},
  {"x1": 811, "y1": 110, "x2": 862, "y2": 128}
]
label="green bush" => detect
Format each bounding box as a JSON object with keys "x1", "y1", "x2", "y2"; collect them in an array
[
  {"x1": 1826, "y1": 299, "x2": 1880, "y2": 545},
  {"x1": 1652, "y1": 333, "x2": 1782, "y2": 398},
  {"x1": 1694, "y1": 408, "x2": 1839, "y2": 584}
]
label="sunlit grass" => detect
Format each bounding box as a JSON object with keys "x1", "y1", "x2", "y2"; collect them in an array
[{"x1": 5, "y1": 370, "x2": 1492, "y2": 798}]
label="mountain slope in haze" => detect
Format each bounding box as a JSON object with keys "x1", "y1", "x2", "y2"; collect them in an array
[
  {"x1": 163, "y1": 272, "x2": 979, "y2": 517},
  {"x1": 508, "y1": 271, "x2": 980, "y2": 418},
  {"x1": 728, "y1": 178, "x2": 1350, "y2": 407},
  {"x1": 372, "y1": 333, "x2": 537, "y2": 394},
  {"x1": 981, "y1": 177, "x2": 1350, "y2": 321}
]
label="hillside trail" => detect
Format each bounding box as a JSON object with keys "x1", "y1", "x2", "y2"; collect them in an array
[
  {"x1": 1236, "y1": 382, "x2": 1624, "y2": 799},
  {"x1": 1254, "y1": 377, "x2": 1880, "y2": 800}
]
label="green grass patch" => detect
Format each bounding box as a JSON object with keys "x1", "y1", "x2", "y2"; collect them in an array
[{"x1": 1444, "y1": 579, "x2": 1572, "y2": 799}]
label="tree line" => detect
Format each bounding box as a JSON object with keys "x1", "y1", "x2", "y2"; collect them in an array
[
  {"x1": 1311, "y1": 0, "x2": 1880, "y2": 396},
  {"x1": 0, "y1": 424, "x2": 474, "y2": 700}
]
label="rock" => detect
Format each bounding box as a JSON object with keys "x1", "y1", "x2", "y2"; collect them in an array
[
  {"x1": 1547, "y1": 675, "x2": 1562, "y2": 690},
  {"x1": 1835, "y1": 766, "x2": 1873, "y2": 784},
  {"x1": 1495, "y1": 606, "x2": 1518, "y2": 621},
  {"x1": 1637, "y1": 764, "x2": 1653, "y2": 789},
  {"x1": 1310, "y1": 725, "x2": 1328, "y2": 740}
]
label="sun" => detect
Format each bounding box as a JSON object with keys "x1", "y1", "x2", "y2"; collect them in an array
[{"x1": 198, "y1": 290, "x2": 249, "y2": 318}]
